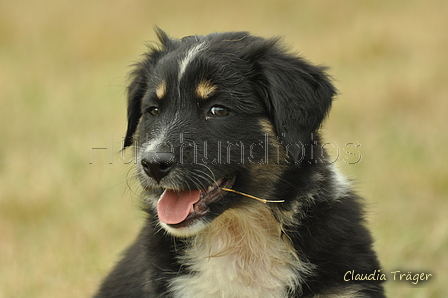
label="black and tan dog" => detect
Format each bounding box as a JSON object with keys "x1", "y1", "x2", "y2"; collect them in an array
[{"x1": 94, "y1": 29, "x2": 385, "y2": 297}]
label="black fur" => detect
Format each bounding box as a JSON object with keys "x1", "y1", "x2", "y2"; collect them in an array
[{"x1": 95, "y1": 30, "x2": 385, "y2": 297}]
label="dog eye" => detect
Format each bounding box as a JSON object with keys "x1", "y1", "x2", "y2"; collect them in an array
[
  {"x1": 209, "y1": 106, "x2": 230, "y2": 117},
  {"x1": 147, "y1": 107, "x2": 159, "y2": 116}
]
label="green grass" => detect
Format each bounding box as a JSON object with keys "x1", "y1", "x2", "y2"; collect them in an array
[{"x1": 1, "y1": 0, "x2": 447, "y2": 297}]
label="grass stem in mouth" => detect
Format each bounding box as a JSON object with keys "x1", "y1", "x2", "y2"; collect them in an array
[{"x1": 221, "y1": 188, "x2": 285, "y2": 204}]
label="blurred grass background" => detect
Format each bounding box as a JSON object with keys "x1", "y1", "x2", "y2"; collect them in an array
[{"x1": 1, "y1": 0, "x2": 447, "y2": 297}]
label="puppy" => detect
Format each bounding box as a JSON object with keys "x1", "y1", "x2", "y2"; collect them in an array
[{"x1": 94, "y1": 29, "x2": 385, "y2": 297}]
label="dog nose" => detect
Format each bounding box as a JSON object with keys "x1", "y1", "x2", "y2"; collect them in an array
[{"x1": 141, "y1": 152, "x2": 176, "y2": 183}]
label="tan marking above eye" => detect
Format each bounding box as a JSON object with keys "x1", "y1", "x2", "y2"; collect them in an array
[
  {"x1": 196, "y1": 80, "x2": 217, "y2": 99},
  {"x1": 155, "y1": 80, "x2": 167, "y2": 99}
]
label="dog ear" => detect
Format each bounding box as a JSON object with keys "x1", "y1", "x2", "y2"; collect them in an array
[
  {"x1": 255, "y1": 42, "x2": 336, "y2": 162},
  {"x1": 123, "y1": 28, "x2": 172, "y2": 149},
  {"x1": 123, "y1": 64, "x2": 146, "y2": 148}
]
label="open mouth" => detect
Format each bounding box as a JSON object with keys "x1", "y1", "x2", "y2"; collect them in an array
[{"x1": 156, "y1": 176, "x2": 236, "y2": 228}]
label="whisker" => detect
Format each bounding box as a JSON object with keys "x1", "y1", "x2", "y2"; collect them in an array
[{"x1": 189, "y1": 175, "x2": 207, "y2": 191}]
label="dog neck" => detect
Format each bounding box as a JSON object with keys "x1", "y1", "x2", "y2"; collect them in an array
[{"x1": 170, "y1": 204, "x2": 312, "y2": 298}]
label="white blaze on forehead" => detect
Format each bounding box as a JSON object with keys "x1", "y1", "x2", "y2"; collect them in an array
[{"x1": 178, "y1": 42, "x2": 207, "y2": 83}]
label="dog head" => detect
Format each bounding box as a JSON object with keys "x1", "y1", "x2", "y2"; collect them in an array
[{"x1": 123, "y1": 29, "x2": 335, "y2": 236}]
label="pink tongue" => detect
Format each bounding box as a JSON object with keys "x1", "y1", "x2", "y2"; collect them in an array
[{"x1": 157, "y1": 189, "x2": 201, "y2": 224}]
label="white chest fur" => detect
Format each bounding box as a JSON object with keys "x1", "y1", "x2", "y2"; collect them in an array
[{"x1": 170, "y1": 205, "x2": 311, "y2": 298}]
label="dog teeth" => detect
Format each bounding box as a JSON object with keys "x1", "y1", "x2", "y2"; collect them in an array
[
  {"x1": 190, "y1": 205, "x2": 194, "y2": 214},
  {"x1": 207, "y1": 185, "x2": 214, "y2": 192}
]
